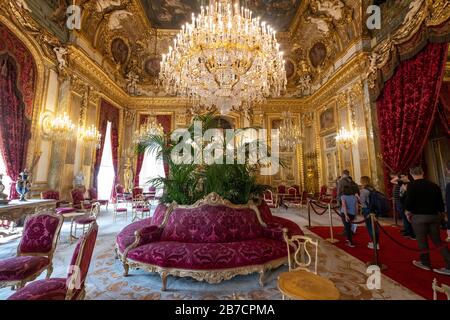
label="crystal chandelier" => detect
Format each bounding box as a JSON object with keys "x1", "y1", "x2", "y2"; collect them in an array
[
  {"x1": 79, "y1": 125, "x2": 102, "y2": 149},
  {"x1": 43, "y1": 112, "x2": 76, "y2": 141},
  {"x1": 335, "y1": 127, "x2": 358, "y2": 149},
  {"x1": 279, "y1": 111, "x2": 303, "y2": 151},
  {"x1": 133, "y1": 116, "x2": 165, "y2": 145},
  {"x1": 160, "y1": 0, "x2": 287, "y2": 115}
]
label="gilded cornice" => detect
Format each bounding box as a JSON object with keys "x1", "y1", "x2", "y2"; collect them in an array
[{"x1": 301, "y1": 52, "x2": 367, "y2": 109}]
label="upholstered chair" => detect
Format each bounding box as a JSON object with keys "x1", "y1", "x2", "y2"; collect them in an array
[
  {"x1": 433, "y1": 278, "x2": 450, "y2": 300},
  {"x1": 0, "y1": 211, "x2": 63, "y2": 290},
  {"x1": 8, "y1": 222, "x2": 99, "y2": 300},
  {"x1": 131, "y1": 195, "x2": 151, "y2": 222},
  {"x1": 70, "y1": 188, "x2": 92, "y2": 211},
  {"x1": 115, "y1": 184, "x2": 132, "y2": 203},
  {"x1": 113, "y1": 201, "x2": 128, "y2": 223},
  {"x1": 143, "y1": 186, "x2": 157, "y2": 202},
  {"x1": 88, "y1": 188, "x2": 109, "y2": 211},
  {"x1": 277, "y1": 185, "x2": 287, "y2": 195},
  {"x1": 263, "y1": 190, "x2": 278, "y2": 209},
  {"x1": 69, "y1": 202, "x2": 100, "y2": 244},
  {"x1": 284, "y1": 187, "x2": 303, "y2": 209},
  {"x1": 41, "y1": 190, "x2": 76, "y2": 215},
  {"x1": 132, "y1": 187, "x2": 143, "y2": 199}
]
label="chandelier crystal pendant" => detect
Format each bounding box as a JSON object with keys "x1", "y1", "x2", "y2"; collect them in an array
[
  {"x1": 133, "y1": 115, "x2": 165, "y2": 145},
  {"x1": 79, "y1": 125, "x2": 102, "y2": 149},
  {"x1": 43, "y1": 112, "x2": 76, "y2": 142},
  {"x1": 335, "y1": 127, "x2": 358, "y2": 149},
  {"x1": 160, "y1": 0, "x2": 287, "y2": 115},
  {"x1": 279, "y1": 111, "x2": 303, "y2": 151}
]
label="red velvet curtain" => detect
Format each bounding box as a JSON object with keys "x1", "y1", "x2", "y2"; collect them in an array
[
  {"x1": 377, "y1": 42, "x2": 448, "y2": 192},
  {"x1": 134, "y1": 115, "x2": 172, "y2": 186},
  {"x1": 438, "y1": 82, "x2": 450, "y2": 136},
  {"x1": 94, "y1": 100, "x2": 120, "y2": 199},
  {"x1": 0, "y1": 55, "x2": 32, "y2": 199}
]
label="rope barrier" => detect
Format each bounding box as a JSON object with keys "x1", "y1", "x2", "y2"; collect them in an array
[
  {"x1": 375, "y1": 220, "x2": 449, "y2": 254},
  {"x1": 308, "y1": 201, "x2": 329, "y2": 216},
  {"x1": 332, "y1": 209, "x2": 370, "y2": 225}
]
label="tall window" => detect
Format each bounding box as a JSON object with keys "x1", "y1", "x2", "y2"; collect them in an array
[
  {"x1": 97, "y1": 122, "x2": 114, "y2": 200},
  {"x1": 139, "y1": 149, "x2": 165, "y2": 196},
  {"x1": 0, "y1": 153, "x2": 12, "y2": 197}
]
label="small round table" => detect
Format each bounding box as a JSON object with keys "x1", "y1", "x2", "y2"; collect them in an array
[{"x1": 278, "y1": 270, "x2": 340, "y2": 300}]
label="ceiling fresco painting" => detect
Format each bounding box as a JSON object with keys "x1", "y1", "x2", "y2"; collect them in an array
[{"x1": 140, "y1": 0, "x2": 302, "y2": 31}]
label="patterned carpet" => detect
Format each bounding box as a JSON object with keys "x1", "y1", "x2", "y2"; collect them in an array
[{"x1": 0, "y1": 207, "x2": 422, "y2": 300}]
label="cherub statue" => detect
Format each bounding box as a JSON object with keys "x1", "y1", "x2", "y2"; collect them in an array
[
  {"x1": 108, "y1": 10, "x2": 132, "y2": 30},
  {"x1": 307, "y1": 16, "x2": 331, "y2": 34},
  {"x1": 317, "y1": 0, "x2": 345, "y2": 20},
  {"x1": 53, "y1": 46, "x2": 68, "y2": 70},
  {"x1": 403, "y1": 0, "x2": 425, "y2": 26},
  {"x1": 96, "y1": 0, "x2": 122, "y2": 12},
  {"x1": 16, "y1": 0, "x2": 32, "y2": 13}
]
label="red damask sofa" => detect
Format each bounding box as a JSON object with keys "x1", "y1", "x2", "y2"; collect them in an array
[{"x1": 115, "y1": 193, "x2": 303, "y2": 291}]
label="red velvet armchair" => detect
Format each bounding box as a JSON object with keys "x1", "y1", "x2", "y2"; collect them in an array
[
  {"x1": 71, "y1": 188, "x2": 92, "y2": 211},
  {"x1": 284, "y1": 187, "x2": 304, "y2": 209},
  {"x1": 263, "y1": 190, "x2": 278, "y2": 208},
  {"x1": 8, "y1": 222, "x2": 99, "y2": 300},
  {"x1": 115, "y1": 184, "x2": 132, "y2": 203},
  {"x1": 70, "y1": 202, "x2": 101, "y2": 244},
  {"x1": 0, "y1": 211, "x2": 63, "y2": 290},
  {"x1": 41, "y1": 190, "x2": 76, "y2": 215},
  {"x1": 88, "y1": 188, "x2": 109, "y2": 211}
]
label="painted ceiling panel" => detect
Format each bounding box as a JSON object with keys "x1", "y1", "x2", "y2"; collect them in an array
[{"x1": 140, "y1": 0, "x2": 302, "y2": 31}]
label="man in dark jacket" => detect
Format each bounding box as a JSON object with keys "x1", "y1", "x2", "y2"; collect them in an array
[{"x1": 405, "y1": 166, "x2": 450, "y2": 276}]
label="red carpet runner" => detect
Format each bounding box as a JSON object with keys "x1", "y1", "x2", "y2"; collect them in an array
[{"x1": 309, "y1": 226, "x2": 450, "y2": 300}]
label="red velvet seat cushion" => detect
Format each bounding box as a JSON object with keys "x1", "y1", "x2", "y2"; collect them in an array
[
  {"x1": 115, "y1": 208, "x2": 128, "y2": 212},
  {"x1": 56, "y1": 207, "x2": 75, "y2": 215},
  {"x1": 74, "y1": 216, "x2": 96, "y2": 225},
  {"x1": 7, "y1": 278, "x2": 67, "y2": 300},
  {"x1": 135, "y1": 207, "x2": 150, "y2": 212},
  {"x1": 116, "y1": 218, "x2": 152, "y2": 252},
  {"x1": 0, "y1": 256, "x2": 50, "y2": 282},
  {"x1": 126, "y1": 239, "x2": 287, "y2": 270}
]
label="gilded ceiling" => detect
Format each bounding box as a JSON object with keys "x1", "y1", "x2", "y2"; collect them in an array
[
  {"x1": 18, "y1": 0, "x2": 366, "y2": 99},
  {"x1": 140, "y1": 0, "x2": 302, "y2": 31}
]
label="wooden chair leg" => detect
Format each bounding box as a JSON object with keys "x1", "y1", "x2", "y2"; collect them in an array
[
  {"x1": 161, "y1": 272, "x2": 168, "y2": 291},
  {"x1": 46, "y1": 264, "x2": 53, "y2": 279}
]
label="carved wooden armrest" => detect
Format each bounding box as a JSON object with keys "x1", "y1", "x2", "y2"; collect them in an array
[{"x1": 123, "y1": 225, "x2": 162, "y2": 259}]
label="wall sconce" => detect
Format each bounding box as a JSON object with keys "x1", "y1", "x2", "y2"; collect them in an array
[
  {"x1": 79, "y1": 124, "x2": 102, "y2": 149},
  {"x1": 335, "y1": 127, "x2": 358, "y2": 149}
]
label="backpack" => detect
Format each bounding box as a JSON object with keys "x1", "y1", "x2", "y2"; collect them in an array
[{"x1": 368, "y1": 188, "x2": 390, "y2": 216}]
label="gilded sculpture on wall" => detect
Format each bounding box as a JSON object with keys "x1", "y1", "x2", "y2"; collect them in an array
[{"x1": 123, "y1": 147, "x2": 135, "y2": 193}]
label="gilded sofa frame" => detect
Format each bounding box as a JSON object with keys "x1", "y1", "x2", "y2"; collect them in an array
[{"x1": 116, "y1": 193, "x2": 288, "y2": 291}]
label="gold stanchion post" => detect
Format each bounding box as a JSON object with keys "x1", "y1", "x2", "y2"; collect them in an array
[{"x1": 326, "y1": 203, "x2": 339, "y2": 243}]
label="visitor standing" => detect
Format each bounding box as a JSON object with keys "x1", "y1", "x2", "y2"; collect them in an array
[
  {"x1": 341, "y1": 185, "x2": 358, "y2": 248},
  {"x1": 359, "y1": 176, "x2": 379, "y2": 250},
  {"x1": 399, "y1": 174, "x2": 415, "y2": 240},
  {"x1": 404, "y1": 166, "x2": 450, "y2": 276}
]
